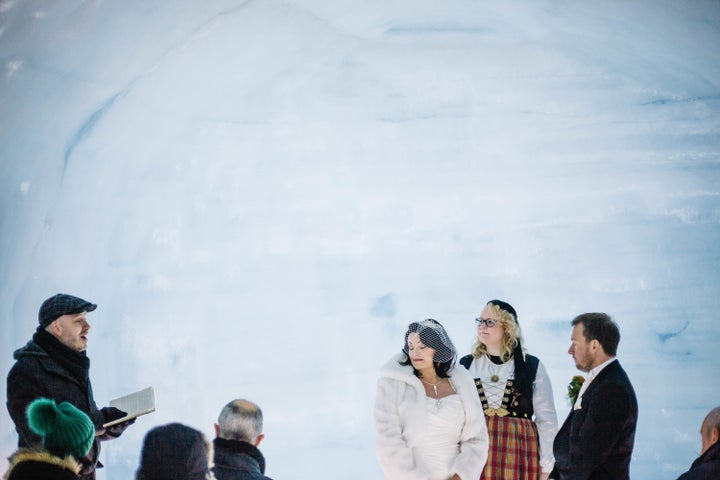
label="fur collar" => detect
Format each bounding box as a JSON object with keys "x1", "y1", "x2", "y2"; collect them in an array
[
  {"x1": 4, "y1": 449, "x2": 81, "y2": 478},
  {"x1": 380, "y1": 353, "x2": 422, "y2": 385},
  {"x1": 379, "y1": 352, "x2": 473, "y2": 393}
]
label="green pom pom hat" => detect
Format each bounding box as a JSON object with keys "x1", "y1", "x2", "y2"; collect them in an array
[{"x1": 26, "y1": 398, "x2": 95, "y2": 461}]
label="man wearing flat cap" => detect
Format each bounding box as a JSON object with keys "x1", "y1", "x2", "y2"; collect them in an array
[{"x1": 6, "y1": 293, "x2": 135, "y2": 480}]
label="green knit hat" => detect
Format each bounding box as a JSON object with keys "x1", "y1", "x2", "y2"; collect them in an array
[{"x1": 26, "y1": 398, "x2": 95, "y2": 460}]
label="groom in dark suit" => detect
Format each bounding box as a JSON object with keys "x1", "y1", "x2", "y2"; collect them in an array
[{"x1": 550, "y1": 312, "x2": 638, "y2": 480}]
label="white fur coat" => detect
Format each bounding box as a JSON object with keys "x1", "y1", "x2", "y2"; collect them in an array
[{"x1": 374, "y1": 353, "x2": 489, "y2": 480}]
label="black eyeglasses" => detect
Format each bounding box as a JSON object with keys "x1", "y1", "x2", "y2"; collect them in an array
[{"x1": 474, "y1": 317, "x2": 498, "y2": 328}]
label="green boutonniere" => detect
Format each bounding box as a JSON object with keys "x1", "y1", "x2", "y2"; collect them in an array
[{"x1": 567, "y1": 375, "x2": 585, "y2": 405}]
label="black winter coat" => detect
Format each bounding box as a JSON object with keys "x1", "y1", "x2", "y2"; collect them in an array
[
  {"x1": 6, "y1": 337, "x2": 105, "y2": 480},
  {"x1": 677, "y1": 441, "x2": 720, "y2": 480},
  {"x1": 212, "y1": 438, "x2": 273, "y2": 480}
]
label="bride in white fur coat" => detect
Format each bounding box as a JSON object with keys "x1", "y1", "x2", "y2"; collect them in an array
[{"x1": 374, "y1": 319, "x2": 488, "y2": 480}]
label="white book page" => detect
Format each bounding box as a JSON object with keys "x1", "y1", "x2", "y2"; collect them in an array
[{"x1": 103, "y1": 386, "x2": 155, "y2": 427}]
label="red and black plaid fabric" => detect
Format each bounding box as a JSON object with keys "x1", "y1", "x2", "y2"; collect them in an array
[{"x1": 479, "y1": 415, "x2": 540, "y2": 480}]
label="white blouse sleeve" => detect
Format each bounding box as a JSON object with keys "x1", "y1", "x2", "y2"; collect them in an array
[{"x1": 533, "y1": 360, "x2": 559, "y2": 473}]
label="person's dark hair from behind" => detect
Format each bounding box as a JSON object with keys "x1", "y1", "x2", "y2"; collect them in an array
[
  {"x1": 571, "y1": 312, "x2": 620, "y2": 356},
  {"x1": 136, "y1": 423, "x2": 214, "y2": 480}
]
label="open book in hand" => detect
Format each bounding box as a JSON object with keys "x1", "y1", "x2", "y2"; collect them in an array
[{"x1": 103, "y1": 386, "x2": 155, "y2": 427}]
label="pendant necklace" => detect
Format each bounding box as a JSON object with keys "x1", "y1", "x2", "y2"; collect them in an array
[
  {"x1": 487, "y1": 355, "x2": 502, "y2": 382},
  {"x1": 421, "y1": 377, "x2": 443, "y2": 409}
]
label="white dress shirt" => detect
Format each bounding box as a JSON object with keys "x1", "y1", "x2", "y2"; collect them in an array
[{"x1": 573, "y1": 357, "x2": 617, "y2": 410}]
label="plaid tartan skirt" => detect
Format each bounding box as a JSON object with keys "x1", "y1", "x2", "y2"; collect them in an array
[{"x1": 479, "y1": 415, "x2": 540, "y2": 480}]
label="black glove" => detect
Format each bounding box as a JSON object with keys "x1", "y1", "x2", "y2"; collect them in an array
[
  {"x1": 101, "y1": 406, "x2": 127, "y2": 424},
  {"x1": 99, "y1": 407, "x2": 135, "y2": 440}
]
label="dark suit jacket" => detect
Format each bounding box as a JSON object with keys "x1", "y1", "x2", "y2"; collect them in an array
[{"x1": 550, "y1": 359, "x2": 638, "y2": 480}]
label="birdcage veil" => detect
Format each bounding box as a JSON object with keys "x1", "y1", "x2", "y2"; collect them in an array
[{"x1": 402, "y1": 318, "x2": 457, "y2": 363}]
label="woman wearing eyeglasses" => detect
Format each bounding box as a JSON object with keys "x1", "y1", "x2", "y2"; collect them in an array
[
  {"x1": 375, "y1": 319, "x2": 489, "y2": 480},
  {"x1": 460, "y1": 300, "x2": 558, "y2": 480}
]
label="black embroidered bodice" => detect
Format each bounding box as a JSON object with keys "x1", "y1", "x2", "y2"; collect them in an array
[{"x1": 460, "y1": 353, "x2": 539, "y2": 419}]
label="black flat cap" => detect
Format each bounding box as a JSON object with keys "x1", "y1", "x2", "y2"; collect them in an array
[{"x1": 38, "y1": 293, "x2": 97, "y2": 327}]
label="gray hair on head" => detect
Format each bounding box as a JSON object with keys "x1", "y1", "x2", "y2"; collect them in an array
[
  {"x1": 703, "y1": 406, "x2": 720, "y2": 436},
  {"x1": 217, "y1": 399, "x2": 263, "y2": 443}
]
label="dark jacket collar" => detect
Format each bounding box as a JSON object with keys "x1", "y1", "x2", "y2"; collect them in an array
[
  {"x1": 31, "y1": 328, "x2": 90, "y2": 383},
  {"x1": 581, "y1": 358, "x2": 620, "y2": 398},
  {"x1": 692, "y1": 441, "x2": 720, "y2": 468},
  {"x1": 213, "y1": 437, "x2": 266, "y2": 474}
]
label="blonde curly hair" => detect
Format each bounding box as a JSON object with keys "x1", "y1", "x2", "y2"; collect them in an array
[{"x1": 471, "y1": 302, "x2": 525, "y2": 362}]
